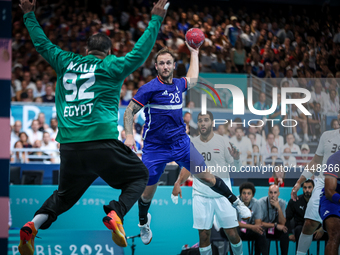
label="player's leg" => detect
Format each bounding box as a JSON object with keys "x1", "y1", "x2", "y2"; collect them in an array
[
  {"x1": 199, "y1": 229, "x2": 213, "y2": 255},
  {"x1": 193, "y1": 195, "x2": 214, "y2": 255},
  {"x1": 213, "y1": 196, "x2": 243, "y2": 255},
  {"x1": 296, "y1": 179, "x2": 323, "y2": 255},
  {"x1": 177, "y1": 140, "x2": 251, "y2": 219},
  {"x1": 324, "y1": 217, "x2": 340, "y2": 255},
  {"x1": 19, "y1": 148, "x2": 97, "y2": 255}
]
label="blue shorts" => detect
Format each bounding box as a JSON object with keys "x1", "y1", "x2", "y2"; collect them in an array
[
  {"x1": 319, "y1": 194, "x2": 340, "y2": 223},
  {"x1": 142, "y1": 137, "x2": 206, "y2": 185}
]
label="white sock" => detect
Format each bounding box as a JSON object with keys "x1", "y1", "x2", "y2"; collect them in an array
[
  {"x1": 32, "y1": 214, "x2": 48, "y2": 230},
  {"x1": 296, "y1": 233, "x2": 313, "y2": 254},
  {"x1": 199, "y1": 244, "x2": 212, "y2": 255},
  {"x1": 304, "y1": 134, "x2": 309, "y2": 139},
  {"x1": 230, "y1": 240, "x2": 243, "y2": 255}
]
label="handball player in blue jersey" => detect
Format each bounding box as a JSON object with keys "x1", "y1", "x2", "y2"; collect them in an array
[
  {"x1": 124, "y1": 44, "x2": 251, "y2": 245},
  {"x1": 319, "y1": 150, "x2": 340, "y2": 255}
]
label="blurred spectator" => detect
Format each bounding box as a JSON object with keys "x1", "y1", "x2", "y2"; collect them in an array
[
  {"x1": 19, "y1": 132, "x2": 32, "y2": 149},
  {"x1": 296, "y1": 144, "x2": 313, "y2": 167},
  {"x1": 45, "y1": 117, "x2": 58, "y2": 142},
  {"x1": 310, "y1": 79, "x2": 328, "y2": 112},
  {"x1": 307, "y1": 102, "x2": 322, "y2": 141},
  {"x1": 30, "y1": 140, "x2": 50, "y2": 163},
  {"x1": 25, "y1": 119, "x2": 43, "y2": 145},
  {"x1": 283, "y1": 133, "x2": 301, "y2": 155},
  {"x1": 277, "y1": 24, "x2": 294, "y2": 44},
  {"x1": 183, "y1": 112, "x2": 198, "y2": 136},
  {"x1": 331, "y1": 118, "x2": 340, "y2": 130},
  {"x1": 252, "y1": 144, "x2": 262, "y2": 166},
  {"x1": 37, "y1": 112, "x2": 46, "y2": 132},
  {"x1": 324, "y1": 89, "x2": 339, "y2": 115},
  {"x1": 177, "y1": 12, "x2": 190, "y2": 35},
  {"x1": 42, "y1": 84, "x2": 55, "y2": 103},
  {"x1": 282, "y1": 147, "x2": 297, "y2": 167},
  {"x1": 200, "y1": 45, "x2": 217, "y2": 72},
  {"x1": 291, "y1": 103, "x2": 309, "y2": 142},
  {"x1": 11, "y1": 120, "x2": 22, "y2": 149},
  {"x1": 261, "y1": 132, "x2": 275, "y2": 161},
  {"x1": 225, "y1": 16, "x2": 242, "y2": 47},
  {"x1": 23, "y1": 71, "x2": 37, "y2": 92},
  {"x1": 11, "y1": 140, "x2": 28, "y2": 163},
  {"x1": 253, "y1": 92, "x2": 269, "y2": 111},
  {"x1": 264, "y1": 146, "x2": 284, "y2": 167},
  {"x1": 33, "y1": 80, "x2": 46, "y2": 98},
  {"x1": 272, "y1": 125, "x2": 284, "y2": 154},
  {"x1": 41, "y1": 132, "x2": 58, "y2": 163},
  {"x1": 280, "y1": 67, "x2": 298, "y2": 87},
  {"x1": 258, "y1": 62, "x2": 275, "y2": 78},
  {"x1": 248, "y1": 126, "x2": 264, "y2": 148},
  {"x1": 230, "y1": 127, "x2": 252, "y2": 166},
  {"x1": 240, "y1": 24, "x2": 254, "y2": 52},
  {"x1": 231, "y1": 40, "x2": 246, "y2": 73},
  {"x1": 211, "y1": 52, "x2": 226, "y2": 72}
]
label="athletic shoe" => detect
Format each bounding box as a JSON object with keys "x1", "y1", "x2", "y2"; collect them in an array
[
  {"x1": 18, "y1": 222, "x2": 38, "y2": 255},
  {"x1": 294, "y1": 133, "x2": 302, "y2": 142},
  {"x1": 232, "y1": 198, "x2": 252, "y2": 220},
  {"x1": 138, "y1": 213, "x2": 152, "y2": 245},
  {"x1": 103, "y1": 211, "x2": 127, "y2": 247}
]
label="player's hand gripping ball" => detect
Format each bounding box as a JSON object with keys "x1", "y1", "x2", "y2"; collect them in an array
[{"x1": 185, "y1": 28, "x2": 205, "y2": 49}]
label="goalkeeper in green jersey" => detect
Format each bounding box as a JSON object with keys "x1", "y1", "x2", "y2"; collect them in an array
[{"x1": 18, "y1": 0, "x2": 168, "y2": 253}]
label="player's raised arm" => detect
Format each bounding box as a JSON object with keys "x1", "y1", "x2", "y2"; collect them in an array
[
  {"x1": 185, "y1": 42, "x2": 200, "y2": 89},
  {"x1": 116, "y1": 0, "x2": 168, "y2": 79},
  {"x1": 20, "y1": 0, "x2": 71, "y2": 73}
]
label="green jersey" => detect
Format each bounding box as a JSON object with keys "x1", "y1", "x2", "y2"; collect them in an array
[{"x1": 24, "y1": 12, "x2": 163, "y2": 143}]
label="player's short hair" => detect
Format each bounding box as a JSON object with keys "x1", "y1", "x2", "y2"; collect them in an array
[
  {"x1": 197, "y1": 111, "x2": 214, "y2": 121},
  {"x1": 155, "y1": 47, "x2": 176, "y2": 63},
  {"x1": 87, "y1": 33, "x2": 112, "y2": 54},
  {"x1": 303, "y1": 179, "x2": 315, "y2": 188},
  {"x1": 239, "y1": 182, "x2": 256, "y2": 196}
]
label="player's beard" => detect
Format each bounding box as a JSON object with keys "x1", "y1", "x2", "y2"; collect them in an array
[
  {"x1": 160, "y1": 69, "x2": 174, "y2": 81},
  {"x1": 199, "y1": 124, "x2": 212, "y2": 137}
]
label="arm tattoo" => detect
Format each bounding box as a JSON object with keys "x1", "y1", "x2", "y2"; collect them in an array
[{"x1": 124, "y1": 101, "x2": 142, "y2": 136}]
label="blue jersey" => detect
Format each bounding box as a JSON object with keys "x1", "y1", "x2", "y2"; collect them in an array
[
  {"x1": 323, "y1": 150, "x2": 340, "y2": 194},
  {"x1": 132, "y1": 76, "x2": 188, "y2": 145}
]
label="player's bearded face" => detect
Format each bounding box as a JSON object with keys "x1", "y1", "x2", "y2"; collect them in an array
[
  {"x1": 156, "y1": 54, "x2": 175, "y2": 80},
  {"x1": 198, "y1": 116, "x2": 212, "y2": 135}
]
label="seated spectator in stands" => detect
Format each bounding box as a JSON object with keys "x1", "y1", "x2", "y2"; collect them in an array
[
  {"x1": 277, "y1": 24, "x2": 294, "y2": 44},
  {"x1": 41, "y1": 132, "x2": 58, "y2": 163},
  {"x1": 11, "y1": 120, "x2": 22, "y2": 149},
  {"x1": 264, "y1": 146, "x2": 284, "y2": 167},
  {"x1": 285, "y1": 180, "x2": 324, "y2": 247},
  {"x1": 177, "y1": 12, "x2": 190, "y2": 35},
  {"x1": 272, "y1": 125, "x2": 284, "y2": 154},
  {"x1": 231, "y1": 40, "x2": 246, "y2": 73},
  {"x1": 225, "y1": 16, "x2": 242, "y2": 47},
  {"x1": 308, "y1": 102, "x2": 322, "y2": 141},
  {"x1": 30, "y1": 140, "x2": 50, "y2": 163},
  {"x1": 37, "y1": 112, "x2": 47, "y2": 132},
  {"x1": 230, "y1": 127, "x2": 252, "y2": 166},
  {"x1": 296, "y1": 144, "x2": 313, "y2": 167},
  {"x1": 324, "y1": 89, "x2": 339, "y2": 115},
  {"x1": 20, "y1": 91, "x2": 32, "y2": 103},
  {"x1": 42, "y1": 84, "x2": 55, "y2": 103},
  {"x1": 283, "y1": 133, "x2": 301, "y2": 155},
  {"x1": 255, "y1": 185, "x2": 289, "y2": 255},
  {"x1": 183, "y1": 111, "x2": 198, "y2": 135},
  {"x1": 33, "y1": 79, "x2": 46, "y2": 98},
  {"x1": 11, "y1": 140, "x2": 28, "y2": 163},
  {"x1": 282, "y1": 147, "x2": 296, "y2": 167},
  {"x1": 45, "y1": 117, "x2": 58, "y2": 142},
  {"x1": 269, "y1": 165, "x2": 285, "y2": 187},
  {"x1": 19, "y1": 132, "x2": 32, "y2": 149},
  {"x1": 216, "y1": 124, "x2": 228, "y2": 137},
  {"x1": 211, "y1": 52, "x2": 226, "y2": 73},
  {"x1": 261, "y1": 132, "x2": 276, "y2": 162},
  {"x1": 252, "y1": 144, "x2": 262, "y2": 166},
  {"x1": 240, "y1": 24, "x2": 254, "y2": 53},
  {"x1": 253, "y1": 92, "x2": 269, "y2": 111},
  {"x1": 291, "y1": 103, "x2": 309, "y2": 142},
  {"x1": 272, "y1": 62, "x2": 284, "y2": 78},
  {"x1": 331, "y1": 118, "x2": 340, "y2": 130},
  {"x1": 258, "y1": 62, "x2": 276, "y2": 78},
  {"x1": 25, "y1": 119, "x2": 43, "y2": 145},
  {"x1": 200, "y1": 44, "x2": 217, "y2": 73},
  {"x1": 248, "y1": 133, "x2": 256, "y2": 146},
  {"x1": 26, "y1": 88, "x2": 34, "y2": 102},
  {"x1": 237, "y1": 182, "x2": 268, "y2": 255},
  {"x1": 280, "y1": 67, "x2": 299, "y2": 87},
  {"x1": 310, "y1": 79, "x2": 328, "y2": 112},
  {"x1": 23, "y1": 71, "x2": 37, "y2": 92},
  {"x1": 250, "y1": 53, "x2": 264, "y2": 75}
]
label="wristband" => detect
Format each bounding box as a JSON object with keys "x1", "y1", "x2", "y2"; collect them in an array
[
  {"x1": 331, "y1": 193, "x2": 340, "y2": 204},
  {"x1": 301, "y1": 168, "x2": 313, "y2": 179}
]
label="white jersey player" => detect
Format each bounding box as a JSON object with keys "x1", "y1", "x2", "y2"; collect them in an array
[
  {"x1": 292, "y1": 111, "x2": 340, "y2": 255},
  {"x1": 172, "y1": 111, "x2": 250, "y2": 255}
]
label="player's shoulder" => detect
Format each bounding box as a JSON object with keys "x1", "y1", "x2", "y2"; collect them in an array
[
  {"x1": 319, "y1": 129, "x2": 338, "y2": 142},
  {"x1": 213, "y1": 133, "x2": 230, "y2": 144}
]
